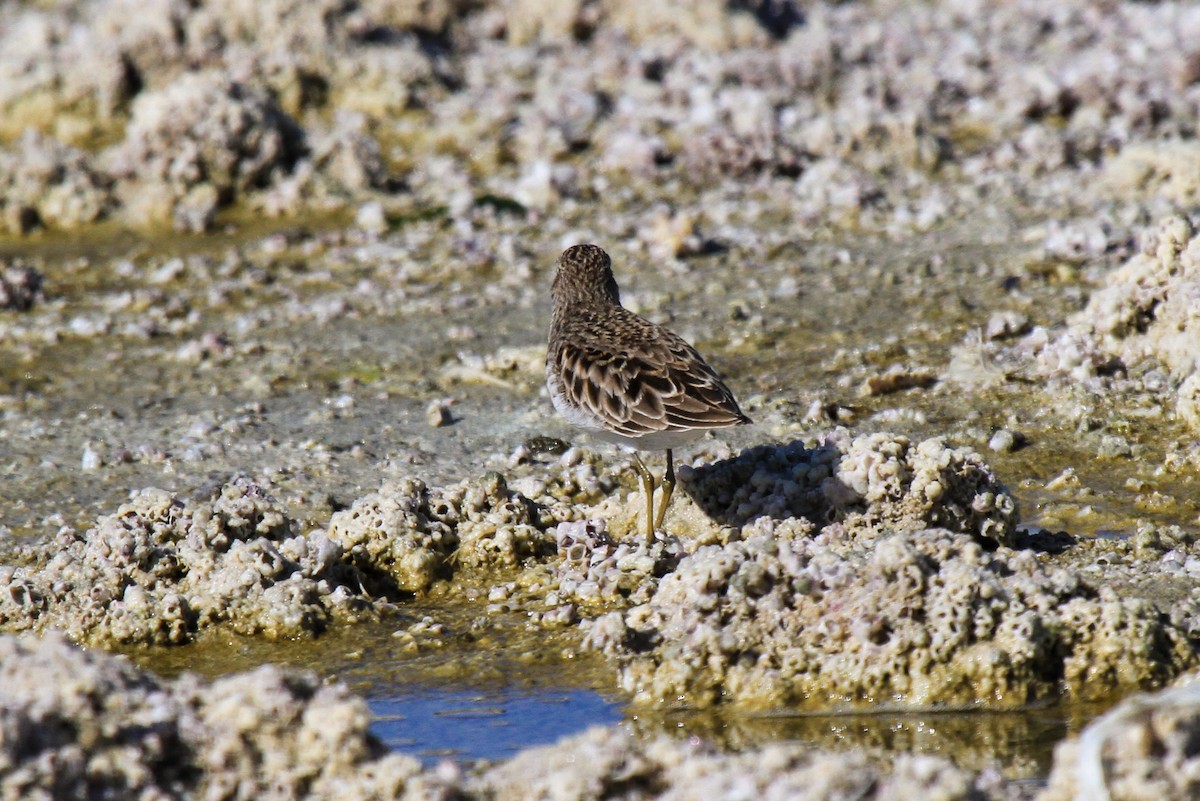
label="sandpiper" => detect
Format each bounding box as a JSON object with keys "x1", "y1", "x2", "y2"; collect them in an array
[{"x1": 546, "y1": 243, "x2": 751, "y2": 541}]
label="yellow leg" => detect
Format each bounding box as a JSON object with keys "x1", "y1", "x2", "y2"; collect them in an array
[
  {"x1": 632, "y1": 454, "x2": 656, "y2": 542},
  {"x1": 653, "y1": 449, "x2": 675, "y2": 530}
]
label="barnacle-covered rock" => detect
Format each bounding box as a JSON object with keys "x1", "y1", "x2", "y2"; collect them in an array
[
  {"x1": 551, "y1": 518, "x2": 682, "y2": 606},
  {"x1": 0, "y1": 132, "x2": 114, "y2": 234},
  {"x1": 103, "y1": 70, "x2": 304, "y2": 231},
  {"x1": 585, "y1": 528, "x2": 1196, "y2": 709},
  {"x1": 442, "y1": 472, "x2": 552, "y2": 569},
  {"x1": 1041, "y1": 680, "x2": 1200, "y2": 801},
  {"x1": 685, "y1": 431, "x2": 1020, "y2": 547},
  {"x1": 477, "y1": 724, "x2": 991, "y2": 801},
  {"x1": 523, "y1": 445, "x2": 616, "y2": 510},
  {"x1": 325, "y1": 477, "x2": 458, "y2": 594},
  {"x1": 326, "y1": 473, "x2": 552, "y2": 593},
  {"x1": 0, "y1": 634, "x2": 430, "y2": 801},
  {"x1": 0, "y1": 7, "x2": 137, "y2": 142},
  {"x1": 255, "y1": 111, "x2": 392, "y2": 216},
  {"x1": 1025, "y1": 215, "x2": 1200, "y2": 416},
  {"x1": 0, "y1": 478, "x2": 373, "y2": 646}
]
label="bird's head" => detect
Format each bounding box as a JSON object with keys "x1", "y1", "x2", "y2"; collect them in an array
[{"x1": 552, "y1": 244, "x2": 622, "y2": 307}]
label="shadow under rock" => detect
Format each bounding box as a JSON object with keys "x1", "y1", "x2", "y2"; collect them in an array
[
  {"x1": 1014, "y1": 526, "x2": 1076, "y2": 555},
  {"x1": 681, "y1": 440, "x2": 841, "y2": 531}
]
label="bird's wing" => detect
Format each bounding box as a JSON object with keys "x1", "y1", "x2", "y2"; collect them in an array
[{"x1": 554, "y1": 335, "x2": 749, "y2": 438}]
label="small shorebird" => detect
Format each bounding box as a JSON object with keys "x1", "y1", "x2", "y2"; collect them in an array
[{"x1": 546, "y1": 244, "x2": 751, "y2": 541}]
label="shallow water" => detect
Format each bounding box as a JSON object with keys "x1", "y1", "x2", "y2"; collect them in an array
[
  {"x1": 363, "y1": 678, "x2": 1100, "y2": 776},
  {"x1": 126, "y1": 610, "x2": 1103, "y2": 778},
  {"x1": 635, "y1": 700, "x2": 1109, "y2": 780},
  {"x1": 370, "y1": 686, "x2": 623, "y2": 763}
]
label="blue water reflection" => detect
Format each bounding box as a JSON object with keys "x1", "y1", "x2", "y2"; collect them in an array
[{"x1": 369, "y1": 686, "x2": 622, "y2": 763}]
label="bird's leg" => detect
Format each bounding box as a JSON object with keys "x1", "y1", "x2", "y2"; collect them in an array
[
  {"x1": 632, "y1": 453, "x2": 657, "y2": 542},
  {"x1": 654, "y1": 449, "x2": 675, "y2": 530}
]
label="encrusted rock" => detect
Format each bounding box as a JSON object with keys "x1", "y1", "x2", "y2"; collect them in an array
[
  {"x1": 685, "y1": 430, "x2": 1020, "y2": 548},
  {"x1": 1025, "y1": 215, "x2": 1200, "y2": 416},
  {"x1": 104, "y1": 70, "x2": 304, "y2": 231},
  {"x1": 477, "y1": 724, "x2": 996, "y2": 801},
  {"x1": 1041, "y1": 679, "x2": 1200, "y2": 801},
  {"x1": 584, "y1": 528, "x2": 1196, "y2": 708},
  {"x1": 0, "y1": 478, "x2": 373, "y2": 645},
  {"x1": 326, "y1": 472, "x2": 552, "y2": 594},
  {"x1": 0, "y1": 635, "x2": 1012, "y2": 801},
  {"x1": 551, "y1": 518, "x2": 682, "y2": 606},
  {"x1": 0, "y1": 131, "x2": 114, "y2": 234},
  {"x1": 0, "y1": 8, "x2": 137, "y2": 142},
  {"x1": 0, "y1": 634, "x2": 434, "y2": 801}
]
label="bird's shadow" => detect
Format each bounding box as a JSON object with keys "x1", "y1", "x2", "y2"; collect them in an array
[
  {"x1": 680, "y1": 440, "x2": 843, "y2": 531},
  {"x1": 680, "y1": 439, "x2": 1063, "y2": 553}
]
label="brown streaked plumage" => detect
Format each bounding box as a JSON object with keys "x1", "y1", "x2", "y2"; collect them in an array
[{"x1": 546, "y1": 243, "x2": 751, "y2": 541}]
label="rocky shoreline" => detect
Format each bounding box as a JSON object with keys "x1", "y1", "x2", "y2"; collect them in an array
[{"x1": 5, "y1": 0, "x2": 1200, "y2": 798}]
